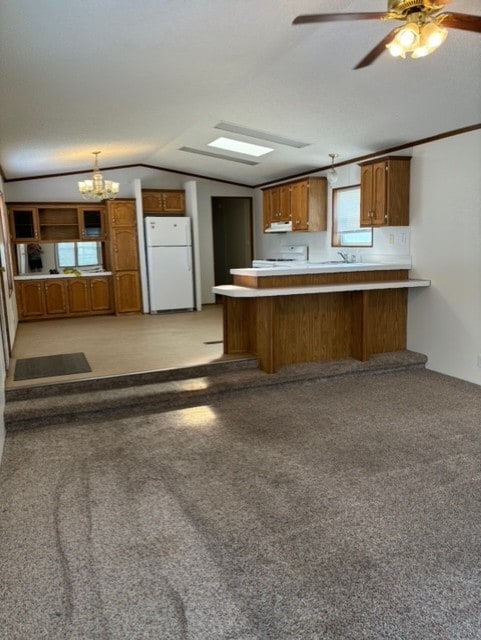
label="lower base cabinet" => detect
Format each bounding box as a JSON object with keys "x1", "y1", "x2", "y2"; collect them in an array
[
  {"x1": 16, "y1": 276, "x2": 113, "y2": 320},
  {"x1": 113, "y1": 271, "x2": 141, "y2": 314},
  {"x1": 67, "y1": 277, "x2": 113, "y2": 315}
]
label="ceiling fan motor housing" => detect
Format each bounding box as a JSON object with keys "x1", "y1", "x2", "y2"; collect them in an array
[{"x1": 388, "y1": 0, "x2": 446, "y2": 16}]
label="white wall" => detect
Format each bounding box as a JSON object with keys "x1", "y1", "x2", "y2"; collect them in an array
[{"x1": 408, "y1": 130, "x2": 481, "y2": 385}]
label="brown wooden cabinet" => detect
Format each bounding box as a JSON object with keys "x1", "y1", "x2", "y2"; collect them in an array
[
  {"x1": 16, "y1": 280, "x2": 45, "y2": 318},
  {"x1": 44, "y1": 280, "x2": 68, "y2": 315},
  {"x1": 105, "y1": 200, "x2": 141, "y2": 314},
  {"x1": 290, "y1": 178, "x2": 327, "y2": 232},
  {"x1": 67, "y1": 278, "x2": 90, "y2": 314},
  {"x1": 9, "y1": 207, "x2": 40, "y2": 241},
  {"x1": 67, "y1": 277, "x2": 112, "y2": 315},
  {"x1": 89, "y1": 276, "x2": 113, "y2": 312},
  {"x1": 262, "y1": 177, "x2": 327, "y2": 232},
  {"x1": 79, "y1": 207, "x2": 105, "y2": 240},
  {"x1": 8, "y1": 203, "x2": 106, "y2": 242},
  {"x1": 113, "y1": 271, "x2": 142, "y2": 314},
  {"x1": 142, "y1": 190, "x2": 185, "y2": 214},
  {"x1": 16, "y1": 276, "x2": 113, "y2": 320},
  {"x1": 359, "y1": 156, "x2": 411, "y2": 227}
]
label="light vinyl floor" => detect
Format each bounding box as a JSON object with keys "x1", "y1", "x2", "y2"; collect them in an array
[{"x1": 6, "y1": 305, "x2": 229, "y2": 389}]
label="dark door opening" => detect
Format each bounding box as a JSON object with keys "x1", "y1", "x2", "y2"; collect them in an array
[{"x1": 212, "y1": 197, "x2": 253, "y2": 291}]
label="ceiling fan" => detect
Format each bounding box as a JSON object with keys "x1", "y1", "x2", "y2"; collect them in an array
[{"x1": 293, "y1": 0, "x2": 481, "y2": 69}]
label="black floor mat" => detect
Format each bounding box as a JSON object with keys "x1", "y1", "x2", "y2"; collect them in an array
[{"x1": 14, "y1": 352, "x2": 92, "y2": 381}]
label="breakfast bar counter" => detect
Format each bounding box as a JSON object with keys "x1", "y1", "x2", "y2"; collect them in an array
[{"x1": 213, "y1": 262, "x2": 430, "y2": 373}]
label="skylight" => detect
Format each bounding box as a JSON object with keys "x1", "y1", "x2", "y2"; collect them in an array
[{"x1": 208, "y1": 137, "x2": 274, "y2": 157}]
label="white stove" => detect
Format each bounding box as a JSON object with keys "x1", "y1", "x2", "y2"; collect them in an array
[{"x1": 252, "y1": 245, "x2": 308, "y2": 268}]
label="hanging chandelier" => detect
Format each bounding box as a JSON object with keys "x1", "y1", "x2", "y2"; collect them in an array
[{"x1": 78, "y1": 151, "x2": 120, "y2": 200}]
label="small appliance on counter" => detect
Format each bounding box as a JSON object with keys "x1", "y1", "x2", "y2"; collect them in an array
[
  {"x1": 145, "y1": 216, "x2": 194, "y2": 313},
  {"x1": 252, "y1": 245, "x2": 308, "y2": 268}
]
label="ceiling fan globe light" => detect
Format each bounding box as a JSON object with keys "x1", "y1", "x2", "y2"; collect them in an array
[
  {"x1": 422, "y1": 22, "x2": 448, "y2": 49},
  {"x1": 397, "y1": 23, "x2": 420, "y2": 49},
  {"x1": 327, "y1": 168, "x2": 338, "y2": 186},
  {"x1": 386, "y1": 40, "x2": 406, "y2": 58},
  {"x1": 411, "y1": 45, "x2": 430, "y2": 58}
]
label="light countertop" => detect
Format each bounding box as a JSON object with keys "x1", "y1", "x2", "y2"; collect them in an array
[
  {"x1": 230, "y1": 261, "x2": 412, "y2": 277},
  {"x1": 213, "y1": 279, "x2": 431, "y2": 298},
  {"x1": 15, "y1": 272, "x2": 113, "y2": 280}
]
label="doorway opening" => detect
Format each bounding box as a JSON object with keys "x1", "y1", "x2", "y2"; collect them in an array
[{"x1": 211, "y1": 197, "x2": 253, "y2": 291}]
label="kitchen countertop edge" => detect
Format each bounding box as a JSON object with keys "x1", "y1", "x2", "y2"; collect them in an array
[
  {"x1": 15, "y1": 272, "x2": 113, "y2": 280},
  {"x1": 230, "y1": 262, "x2": 412, "y2": 277},
  {"x1": 213, "y1": 279, "x2": 431, "y2": 298}
]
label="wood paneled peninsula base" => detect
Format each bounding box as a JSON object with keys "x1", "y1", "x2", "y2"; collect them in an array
[{"x1": 213, "y1": 264, "x2": 430, "y2": 373}]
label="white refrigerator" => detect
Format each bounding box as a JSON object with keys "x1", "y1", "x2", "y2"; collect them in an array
[{"x1": 144, "y1": 216, "x2": 194, "y2": 312}]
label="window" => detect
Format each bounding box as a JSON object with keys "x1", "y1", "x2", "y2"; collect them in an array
[
  {"x1": 56, "y1": 242, "x2": 102, "y2": 268},
  {"x1": 332, "y1": 185, "x2": 372, "y2": 248}
]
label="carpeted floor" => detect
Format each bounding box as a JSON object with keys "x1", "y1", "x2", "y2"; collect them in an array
[{"x1": 1, "y1": 368, "x2": 481, "y2": 639}]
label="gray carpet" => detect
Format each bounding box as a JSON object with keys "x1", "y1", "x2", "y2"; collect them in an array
[
  {"x1": 14, "y1": 352, "x2": 91, "y2": 381},
  {"x1": 1, "y1": 368, "x2": 481, "y2": 639}
]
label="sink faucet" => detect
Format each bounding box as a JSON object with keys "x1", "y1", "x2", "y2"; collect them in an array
[{"x1": 338, "y1": 251, "x2": 349, "y2": 263}]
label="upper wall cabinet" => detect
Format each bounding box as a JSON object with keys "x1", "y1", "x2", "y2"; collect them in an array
[
  {"x1": 142, "y1": 190, "x2": 185, "y2": 215},
  {"x1": 8, "y1": 204, "x2": 106, "y2": 242},
  {"x1": 359, "y1": 156, "x2": 411, "y2": 227},
  {"x1": 262, "y1": 177, "x2": 327, "y2": 233}
]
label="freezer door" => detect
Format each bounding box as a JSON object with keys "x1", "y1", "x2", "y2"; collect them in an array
[
  {"x1": 146, "y1": 245, "x2": 194, "y2": 311},
  {"x1": 145, "y1": 216, "x2": 191, "y2": 246}
]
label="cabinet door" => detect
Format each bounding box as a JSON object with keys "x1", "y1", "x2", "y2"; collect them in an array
[
  {"x1": 111, "y1": 228, "x2": 139, "y2": 271},
  {"x1": 142, "y1": 193, "x2": 164, "y2": 213},
  {"x1": 162, "y1": 191, "x2": 185, "y2": 213},
  {"x1": 278, "y1": 185, "x2": 291, "y2": 222},
  {"x1": 90, "y1": 277, "x2": 112, "y2": 312},
  {"x1": 44, "y1": 280, "x2": 68, "y2": 316},
  {"x1": 114, "y1": 271, "x2": 141, "y2": 313},
  {"x1": 290, "y1": 181, "x2": 309, "y2": 231},
  {"x1": 360, "y1": 165, "x2": 375, "y2": 226},
  {"x1": 371, "y1": 162, "x2": 387, "y2": 226},
  {"x1": 108, "y1": 201, "x2": 136, "y2": 226},
  {"x1": 17, "y1": 281, "x2": 45, "y2": 318},
  {"x1": 9, "y1": 208, "x2": 39, "y2": 241},
  {"x1": 269, "y1": 187, "x2": 281, "y2": 221},
  {"x1": 67, "y1": 278, "x2": 90, "y2": 314},
  {"x1": 262, "y1": 190, "x2": 272, "y2": 230},
  {"x1": 79, "y1": 208, "x2": 105, "y2": 240}
]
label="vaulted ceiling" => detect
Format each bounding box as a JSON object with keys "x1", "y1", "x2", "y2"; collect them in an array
[{"x1": 0, "y1": 0, "x2": 480, "y2": 187}]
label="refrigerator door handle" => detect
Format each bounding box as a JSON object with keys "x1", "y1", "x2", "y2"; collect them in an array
[{"x1": 187, "y1": 248, "x2": 192, "y2": 271}]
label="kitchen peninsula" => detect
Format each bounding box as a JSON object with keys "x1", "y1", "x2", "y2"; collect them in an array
[{"x1": 213, "y1": 262, "x2": 430, "y2": 373}]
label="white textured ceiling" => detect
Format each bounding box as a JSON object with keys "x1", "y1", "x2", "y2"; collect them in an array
[{"x1": 0, "y1": 0, "x2": 480, "y2": 186}]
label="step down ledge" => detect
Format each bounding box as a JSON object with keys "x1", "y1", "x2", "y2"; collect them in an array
[{"x1": 5, "y1": 351, "x2": 428, "y2": 432}]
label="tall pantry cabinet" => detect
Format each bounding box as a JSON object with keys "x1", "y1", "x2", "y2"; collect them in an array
[{"x1": 105, "y1": 200, "x2": 142, "y2": 314}]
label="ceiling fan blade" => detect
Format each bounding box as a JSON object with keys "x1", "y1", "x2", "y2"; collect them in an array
[
  {"x1": 293, "y1": 12, "x2": 386, "y2": 25},
  {"x1": 354, "y1": 28, "x2": 399, "y2": 70},
  {"x1": 440, "y1": 12, "x2": 481, "y2": 33}
]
